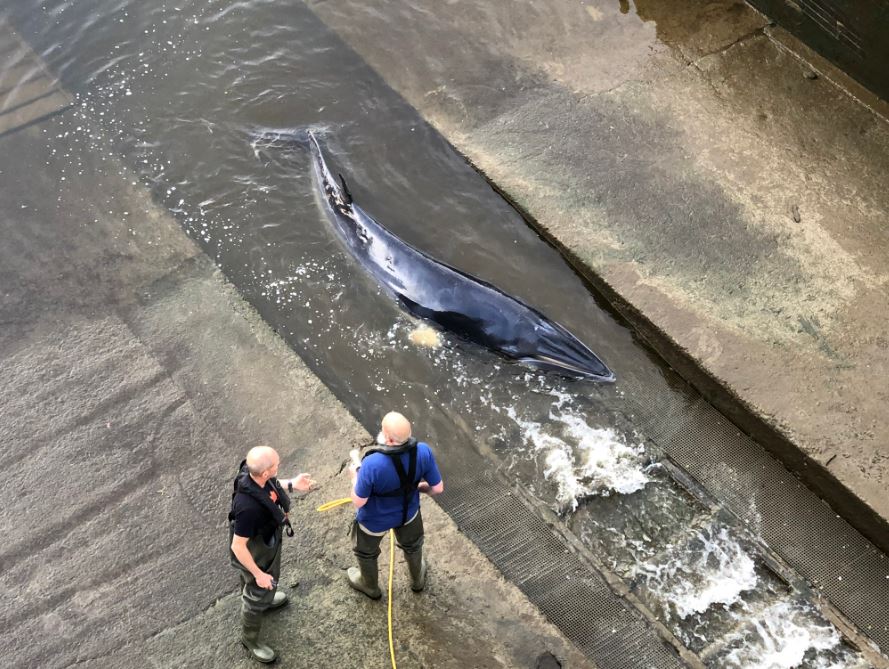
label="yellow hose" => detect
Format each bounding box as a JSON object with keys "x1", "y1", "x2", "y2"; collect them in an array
[
  {"x1": 388, "y1": 529, "x2": 396, "y2": 669},
  {"x1": 316, "y1": 498, "x2": 398, "y2": 669},
  {"x1": 315, "y1": 497, "x2": 352, "y2": 512}
]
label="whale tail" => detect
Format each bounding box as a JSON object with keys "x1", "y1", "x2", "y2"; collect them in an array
[{"x1": 249, "y1": 126, "x2": 312, "y2": 151}]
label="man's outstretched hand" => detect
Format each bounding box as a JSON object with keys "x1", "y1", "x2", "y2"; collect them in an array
[{"x1": 293, "y1": 472, "x2": 316, "y2": 492}]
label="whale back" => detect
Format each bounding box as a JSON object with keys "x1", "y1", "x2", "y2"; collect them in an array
[{"x1": 308, "y1": 132, "x2": 615, "y2": 382}]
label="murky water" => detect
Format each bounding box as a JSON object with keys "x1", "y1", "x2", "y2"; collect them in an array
[{"x1": 1, "y1": 0, "x2": 872, "y2": 665}]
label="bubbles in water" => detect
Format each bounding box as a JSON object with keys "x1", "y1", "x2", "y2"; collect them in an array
[
  {"x1": 718, "y1": 599, "x2": 861, "y2": 669},
  {"x1": 508, "y1": 407, "x2": 651, "y2": 510},
  {"x1": 635, "y1": 525, "x2": 758, "y2": 619},
  {"x1": 28, "y1": 4, "x2": 873, "y2": 665}
]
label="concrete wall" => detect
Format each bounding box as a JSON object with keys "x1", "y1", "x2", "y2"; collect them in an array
[{"x1": 747, "y1": 0, "x2": 889, "y2": 101}]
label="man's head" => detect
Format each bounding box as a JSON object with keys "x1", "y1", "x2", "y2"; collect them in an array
[
  {"x1": 378, "y1": 411, "x2": 412, "y2": 446},
  {"x1": 246, "y1": 445, "x2": 280, "y2": 482}
]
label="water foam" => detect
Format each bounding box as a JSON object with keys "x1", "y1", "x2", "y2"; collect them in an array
[
  {"x1": 509, "y1": 408, "x2": 650, "y2": 510},
  {"x1": 720, "y1": 600, "x2": 850, "y2": 669},
  {"x1": 636, "y1": 525, "x2": 758, "y2": 619}
]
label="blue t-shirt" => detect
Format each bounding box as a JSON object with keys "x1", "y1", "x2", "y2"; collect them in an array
[{"x1": 355, "y1": 442, "x2": 442, "y2": 532}]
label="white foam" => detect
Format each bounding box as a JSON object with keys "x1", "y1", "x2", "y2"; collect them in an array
[
  {"x1": 509, "y1": 408, "x2": 650, "y2": 510},
  {"x1": 547, "y1": 387, "x2": 574, "y2": 411},
  {"x1": 721, "y1": 600, "x2": 855, "y2": 669},
  {"x1": 636, "y1": 525, "x2": 758, "y2": 619}
]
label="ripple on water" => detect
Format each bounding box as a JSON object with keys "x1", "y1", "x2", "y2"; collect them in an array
[{"x1": 9, "y1": 0, "x2": 873, "y2": 664}]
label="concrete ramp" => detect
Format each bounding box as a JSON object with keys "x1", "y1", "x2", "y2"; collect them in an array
[
  {"x1": 0, "y1": 315, "x2": 236, "y2": 667},
  {"x1": 0, "y1": 19, "x2": 71, "y2": 138}
]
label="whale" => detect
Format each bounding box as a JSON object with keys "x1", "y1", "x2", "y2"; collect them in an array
[{"x1": 308, "y1": 131, "x2": 615, "y2": 382}]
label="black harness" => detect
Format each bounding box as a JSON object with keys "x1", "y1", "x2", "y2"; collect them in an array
[
  {"x1": 362, "y1": 438, "x2": 419, "y2": 527},
  {"x1": 228, "y1": 460, "x2": 294, "y2": 537}
]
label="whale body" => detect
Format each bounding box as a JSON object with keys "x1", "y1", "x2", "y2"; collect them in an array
[{"x1": 308, "y1": 132, "x2": 615, "y2": 382}]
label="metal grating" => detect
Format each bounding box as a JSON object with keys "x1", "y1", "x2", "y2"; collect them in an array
[
  {"x1": 440, "y1": 475, "x2": 684, "y2": 668},
  {"x1": 622, "y1": 376, "x2": 889, "y2": 652}
]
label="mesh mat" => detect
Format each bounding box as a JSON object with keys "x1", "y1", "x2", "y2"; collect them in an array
[
  {"x1": 440, "y1": 476, "x2": 684, "y2": 669},
  {"x1": 623, "y1": 377, "x2": 889, "y2": 653}
]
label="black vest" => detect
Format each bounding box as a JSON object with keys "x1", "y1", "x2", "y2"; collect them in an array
[{"x1": 228, "y1": 460, "x2": 293, "y2": 536}]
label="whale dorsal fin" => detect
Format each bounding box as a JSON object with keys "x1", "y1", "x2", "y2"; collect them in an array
[{"x1": 338, "y1": 173, "x2": 353, "y2": 205}]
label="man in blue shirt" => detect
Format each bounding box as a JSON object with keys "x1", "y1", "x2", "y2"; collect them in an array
[{"x1": 348, "y1": 411, "x2": 444, "y2": 598}]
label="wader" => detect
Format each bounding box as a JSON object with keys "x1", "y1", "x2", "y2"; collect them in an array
[
  {"x1": 228, "y1": 463, "x2": 291, "y2": 663},
  {"x1": 348, "y1": 440, "x2": 428, "y2": 597}
]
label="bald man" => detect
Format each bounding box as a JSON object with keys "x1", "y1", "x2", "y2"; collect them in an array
[
  {"x1": 229, "y1": 446, "x2": 315, "y2": 663},
  {"x1": 348, "y1": 412, "x2": 444, "y2": 599}
]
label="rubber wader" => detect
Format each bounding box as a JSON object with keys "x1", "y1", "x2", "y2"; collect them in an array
[
  {"x1": 268, "y1": 590, "x2": 288, "y2": 610},
  {"x1": 241, "y1": 610, "x2": 277, "y2": 663},
  {"x1": 348, "y1": 557, "x2": 383, "y2": 599},
  {"x1": 405, "y1": 550, "x2": 427, "y2": 592}
]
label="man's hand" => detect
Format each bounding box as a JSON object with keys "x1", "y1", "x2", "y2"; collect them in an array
[
  {"x1": 418, "y1": 480, "x2": 444, "y2": 496},
  {"x1": 293, "y1": 472, "x2": 316, "y2": 492},
  {"x1": 254, "y1": 571, "x2": 275, "y2": 590}
]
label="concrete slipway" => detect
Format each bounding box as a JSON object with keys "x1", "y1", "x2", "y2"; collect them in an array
[
  {"x1": 0, "y1": 20, "x2": 591, "y2": 668},
  {"x1": 306, "y1": 0, "x2": 889, "y2": 556},
  {"x1": 2, "y1": 0, "x2": 889, "y2": 667}
]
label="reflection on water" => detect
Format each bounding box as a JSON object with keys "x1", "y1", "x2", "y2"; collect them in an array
[{"x1": 0, "y1": 0, "x2": 869, "y2": 664}]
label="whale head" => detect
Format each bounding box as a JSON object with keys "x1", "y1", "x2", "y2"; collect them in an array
[{"x1": 516, "y1": 319, "x2": 615, "y2": 382}]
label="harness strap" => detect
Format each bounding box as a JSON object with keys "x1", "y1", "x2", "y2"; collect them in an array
[
  {"x1": 387, "y1": 446, "x2": 418, "y2": 527},
  {"x1": 228, "y1": 460, "x2": 291, "y2": 535}
]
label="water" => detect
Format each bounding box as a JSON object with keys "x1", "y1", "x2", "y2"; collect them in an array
[
  {"x1": 0, "y1": 0, "x2": 873, "y2": 665},
  {"x1": 637, "y1": 525, "x2": 761, "y2": 621},
  {"x1": 504, "y1": 402, "x2": 653, "y2": 510},
  {"x1": 716, "y1": 599, "x2": 871, "y2": 669}
]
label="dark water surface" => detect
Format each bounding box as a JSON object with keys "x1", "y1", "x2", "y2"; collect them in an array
[
  {"x1": 5, "y1": 0, "x2": 663, "y2": 497},
  {"x1": 1, "y1": 1, "x2": 869, "y2": 665}
]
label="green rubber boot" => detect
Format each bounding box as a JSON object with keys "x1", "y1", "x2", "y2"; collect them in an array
[
  {"x1": 266, "y1": 590, "x2": 289, "y2": 611},
  {"x1": 241, "y1": 613, "x2": 277, "y2": 664},
  {"x1": 347, "y1": 558, "x2": 382, "y2": 599},
  {"x1": 405, "y1": 550, "x2": 427, "y2": 592}
]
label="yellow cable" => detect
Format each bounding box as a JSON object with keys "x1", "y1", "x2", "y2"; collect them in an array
[
  {"x1": 388, "y1": 528, "x2": 396, "y2": 669},
  {"x1": 316, "y1": 497, "x2": 353, "y2": 512},
  {"x1": 315, "y1": 498, "x2": 397, "y2": 668}
]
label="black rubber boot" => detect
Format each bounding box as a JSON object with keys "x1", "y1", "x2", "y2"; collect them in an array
[
  {"x1": 241, "y1": 613, "x2": 277, "y2": 664},
  {"x1": 348, "y1": 558, "x2": 382, "y2": 599},
  {"x1": 404, "y1": 550, "x2": 427, "y2": 592}
]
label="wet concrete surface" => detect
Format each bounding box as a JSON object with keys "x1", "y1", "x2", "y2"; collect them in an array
[
  {"x1": 305, "y1": 0, "x2": 889, "y2": 550},
  {"x1": 4, "y1": 2, "x2": 889, "y2": 666},
  {"x1": 0, "y1": 97, "x2": 592, "y2": 667}
]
